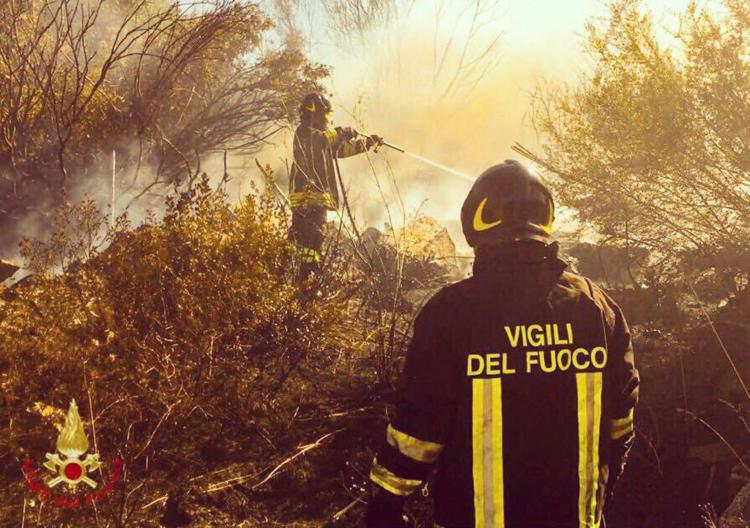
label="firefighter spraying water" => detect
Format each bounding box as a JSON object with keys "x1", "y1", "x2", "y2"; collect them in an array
[
  {"x1": 398, "y1": 151, "x2": 474, "y2": 182},
  {"x1": 288, "y1": 93, "x2": 384, "y2": 278},
  {"x1": 288, "y1": 92, "x2": 475, "y2": 278},
  {"x1": 371, "y1": 138, "x2": 475, "y2": 181}
]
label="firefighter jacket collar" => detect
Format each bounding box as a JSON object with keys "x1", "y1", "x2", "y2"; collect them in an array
[{"x1": 472, "y1": 241, "x2": 567, "y2": 276}]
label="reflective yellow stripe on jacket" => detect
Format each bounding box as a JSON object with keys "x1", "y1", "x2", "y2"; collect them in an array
[
  {"x1": 576, "y1": 372, "x2": 603, "y2": 528},
  {"x1": 370, "y1": 458, "x2": 423, "y2": 496},
  {"x1": 323, "y1": 128, "x2": 339, "y2": 146},
  {"x1": 471, "y1": 378, "x2": 505, "y2": 528},
  {"x1": 609, "y1": 408, "x2": 634, "y2": 440},
  {"x1": 386, "y1": 425, "x2": 445, "y2": 463}
]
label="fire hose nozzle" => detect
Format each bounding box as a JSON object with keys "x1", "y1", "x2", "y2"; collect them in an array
[
  {"x1": 381, "y1": 140, "x2": 405, "y2": 153},
  {"x1": 366, "y1": 135, "x2": 405, "y2": 153}
]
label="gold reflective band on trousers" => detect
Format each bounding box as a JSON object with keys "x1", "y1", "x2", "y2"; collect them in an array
[
  {"x1": 471, "y1": 378, "x2": 505, "y2": 528},
  {"x1": 300, "y1": 247, "x2": 321, "y2": 263},
  {"x1": 289, "y1": 191, "x2": 335, "y2": 209},
  {"x1": 576, "y1": 372, "x2": 603, "y2": 528}
]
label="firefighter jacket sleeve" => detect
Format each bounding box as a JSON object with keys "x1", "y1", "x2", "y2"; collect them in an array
[
  {"x1": 337, "y1": 135, "x2": 371, "y2": 158},
  {"x1": 600, "y1": 289, "x2": 639, "y2": 500},
  {"x1": 330, "y1": 126, "x2": 370, "y2": 158},
  {"x1": 369, "y1": 294, "x2": 457, "y2": 500},
  {"x1": 309, "y1": 126, "x2": 370, "y2": 158}
]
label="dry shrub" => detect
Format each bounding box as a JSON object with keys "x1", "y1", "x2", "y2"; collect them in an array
[
  {"x1": 0, "y1": 177, "x2": 456, "y2": 526},
  {"x1": 0, "y1": 179, "x2": 357, "y2": 526}
]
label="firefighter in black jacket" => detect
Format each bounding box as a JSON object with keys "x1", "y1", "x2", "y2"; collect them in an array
[
  {"x1": 366, "y1": 160, "x2": 639, "y2": 528},
  {"x1": 289, "y1": 93, "x2": 382, "y2": 276}
]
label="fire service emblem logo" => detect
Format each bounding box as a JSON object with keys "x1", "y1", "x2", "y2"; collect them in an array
[
  {"x1": 43, "y1": 399, "x2": 101, "y2": 488},
  {"x1": 22, "y1": 399, "x2": 122, "y2": 508}
]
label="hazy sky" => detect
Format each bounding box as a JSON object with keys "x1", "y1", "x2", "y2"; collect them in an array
[{"x1": 322, "y1": 0, "x2": 690, "y2": 152}]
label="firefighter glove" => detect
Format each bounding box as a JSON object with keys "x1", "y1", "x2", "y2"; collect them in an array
[{"x1": 367, "y1": 134, "x2": 384, "y2": 149}]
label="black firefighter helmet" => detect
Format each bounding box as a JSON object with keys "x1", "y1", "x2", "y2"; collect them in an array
[
  {"x1": 300, "y1": 92, "x2": 333, "y2": 118},
  {"x1": 461, "y1": 159, "x2": 554, "y2": 248}
]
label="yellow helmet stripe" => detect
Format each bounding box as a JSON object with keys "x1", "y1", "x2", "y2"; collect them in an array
[
  {"x1": 541, "y1": 200, "x2": 555, "y2": 234},
  {"x1": 473, "y1": 197, "x2": 503, "y2": 232}
]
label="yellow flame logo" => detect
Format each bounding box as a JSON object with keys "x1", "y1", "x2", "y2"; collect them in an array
[{"x1": 56, "y1": 400, "x2": 89, "y2": 458}]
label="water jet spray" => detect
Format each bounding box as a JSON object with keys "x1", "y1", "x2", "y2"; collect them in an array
[{"x1": 369, "y1": 136, "x2": 474, "y2": 182}]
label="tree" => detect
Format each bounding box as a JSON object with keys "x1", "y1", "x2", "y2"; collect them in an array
[
  {"x1": 0, "y1": 0, "x2": 327, "y2": 249},
  {"x1": 528, "y1": 0, "x2": 750, "y2": 302},
  {"x1": 265, "y1": 0, "x2": 502, "y2": 101}
]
